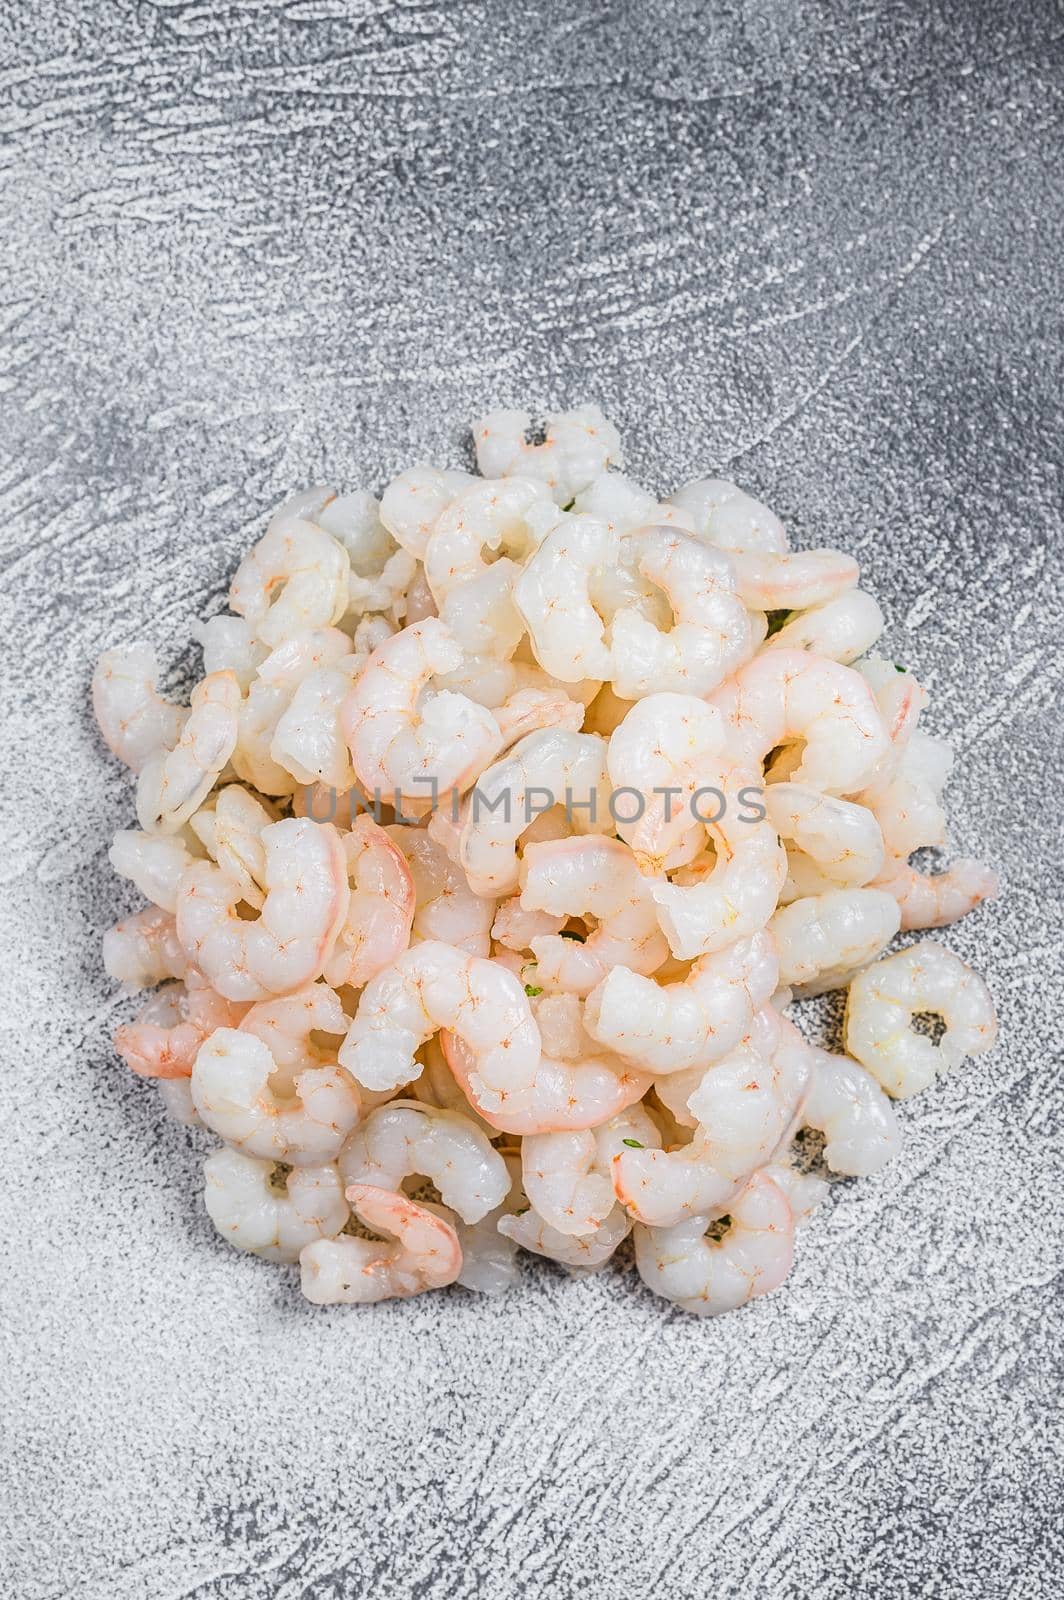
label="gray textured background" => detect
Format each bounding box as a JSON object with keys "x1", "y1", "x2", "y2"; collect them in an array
[{"x1": 2, "y1": 3, "x2": 1063, "y2": 1596}]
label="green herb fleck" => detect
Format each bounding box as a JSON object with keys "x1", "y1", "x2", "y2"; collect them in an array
[
  {"x1": 894, "y1": 663, "x2": 907, "y2": 673},
  {"x1": 524, "y1": 983, "x2": 543, "y2": 997},
  {"x1": 514, "y1": 1205, "x2": 530, "y2": 1216},
  {"x1": 621, "y1": 1138, "x2": 644, "y2": 1149},
  {"x1": 765, "y1": 609, "x2": 792, "y2": 637}
]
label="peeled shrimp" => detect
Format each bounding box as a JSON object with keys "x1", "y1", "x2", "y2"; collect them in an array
[
  {"x1": 605, "y1": 692, "x2": 730, "y2": 866},
  {"x1": 114, "y1": 972, "x2": 246, "y2": 1079},
  {"x1": 763, "y1": 591, "x2": 884, "y2": 664},
  {"x1": 711, "y1": 647, "x2": 889, "y2": 793},
  {"x1": 341, "y1": 618, "x2": 503, "y2": 805},
  {"x1": 872, "y1": 856, "x2": 999, "y2": 932},
  {"x1": 194, "y1": 613, "x2": 267, "y2": 691},
  {"x1": 300, "y1": 1183, "x2": 462, "y2": 1302},
  {"x1": 135, "y1": 671, "x2": 241, "y2": 834},
  {"x1": 108, "y1": 828, "x2": 198, "y2": 914},
  {"x1": 474, "y1": 404, "x2": 622, "y2": 505},
  {"x1": 521, "y1": 1103, "x2": 661, "y2": 1236},
  {"x1": 650, "y1": 782, "x2": 787, "y2": 961},
  {"x1": 92, "y1": 643, "x2": 187, "y2": 773},
  {"x1": 513, "y1": 514, "x2": 615, "y2": 681},
  {"x1": 204, "y1": 1147, "x2": 348, "y2": 1263},
  {"x1": 615, "y1": 1014, "x2": 811, "y2": 1226},
  {"x1": 388, "y1": 826, "x2": 495, "y2": 958},
  {"x1": 634, "y1": 1169, "x2": 794, "y2": 1316},
  {"x1": 443, "y1": 992, "x2": 652, "y2": 1135},
  {"x1": 323, "y1": 815, "x2": 415, "y2": 989},
  {"x1": 380, "y1": 465, "x2": 474, "y2": 560},
  {"x1": 176, "y1": 816, "x2": 349, "y2": 1002},
  {"x1": 846, "y1": 940, "x2": 997, "y2": 1098},
  {"x1": 518, "y1": 835, "x2": 668, "y2": 996},
  {"x1": 802, "y1": 1047, "x2": 901, "y2": 1176},
  {"x1": 423, "y1": 475, "x2": 551, "y2": 654},
  {"x1": 193, "y1": 1018, "x2": 360, "y2": 1167},
  {"x1": 458, "y1": 728, "x2": 611, "y2": 897},
  {"x1": 194, "y1": 783, "x2": 278, "y2": 912},
  {"x1": 231, "y1": 628, "x2": 354, "y2": 797},
  {"x1": 498, "y1": 1201, "x2": 632, "y2": 1271},
  {"x1": 764, "y1": 782, "x2": 884, "y2": 888},
  {"x1": 454, "y1": 1151, "x2": 523, "y2": 1295},
  {"x1": 585, "y1": 931, "x2": 779, "y2": 1075},
  {"x1": 338, "y1": 1100, "x2": 509, "y2": 1223},
  {"x1": 667, "y1": 478, "x2": 788, "y2": 555},
  {"x1": 229, "y1": 488, "x2": 350, "y2": 647},
  {"x1": 339, "y1": 940, "x2": 541, "y2": 1099},
  {"x1": 103, "y1": 905, "x2": 187, "y2": 990},
  {"x1": 769, "y1": 887, "x2": 901, "y2": 995},
  {"x1": 608, "y1": 529, "x2": 753, "y2": 699}
]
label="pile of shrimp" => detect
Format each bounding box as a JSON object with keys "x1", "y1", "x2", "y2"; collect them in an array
[{"x1": 93, "y1": 404, "x2": 999, "y2": 1316}]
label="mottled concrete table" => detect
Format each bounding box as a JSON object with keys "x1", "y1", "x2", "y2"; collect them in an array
[{"x1": 3, "y1": 3, "x2": 1062, "y2": 1596}]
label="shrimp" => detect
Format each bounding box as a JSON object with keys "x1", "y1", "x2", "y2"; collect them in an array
[
  {"x1": 103, "y1": 905, "x2": 188, "y2": 989},
  {"x1": 608, "y1": 528, "x2": 754, "y2": 699},
  {"x1": 584, "y1": 930, "x2": 779, "y2": 1074},
  {"x1": 491, "y1": 896, "x2": 565, "y2": 953},
  {"x1": 338, "y1": 1100, "x2": 509, "y2": 1223},
  {"x1": 605, "y1": 692, "x2": 731, "y2": 865},
  {"x1": 872, "y1": 856, "x2": 999, "y2": 932},
  {"x1": 498, "y1": 1201, "x2": 632, "y2": 1271},
  {"x1": 458, "y1": 728, "x2": 611, "y2": 897},
  {"x1": 233, "y1": 628, "x2": 355, "y2": 796},
  {"x1": 513, "y1": 514, "x2": 616, "y2": 681},
  {"x1": 92, "y1": 643, "x2": 187, "y2": 773},
  {"x1": 388, "y1": 826, "x2": 495, "y2": 958},
  {"x1": 299, "y1": 1183, "x2": 462, "y2": 1302},
  {"x1": 769, "y1": 887, "x2": 901, "y2": 995},
  {"x1": 108, "y1": 828, "x2": 199, "y2": 914},
  {"x1": 338, "y1": 941, "x2": 541, "y2": 1099},
  {"x1": 517, "y1": 835, "x2": 668, "y2": 996},
  {"x1": 763, "y1": 591, "x2": 884, "y2": 664},
  {"x1": 615, "y1": 1014, "x2": 811, "y2": 1225},
  {"x1": 684, "y1": 1014, "x2": 812, "y2": 1175},
  {"x1": 493, "y1": 685, "x2": 585, "y2": 748},
  {"x1": 193, "y1": 784, "x2": 279, "y2": 912},
  {"x1": 379, "y1": 465, "x2": 475, "y2": 560},
  {"x1": 314, "y1": 489, "x2": 408, "y2": 617},
  {"x1": 666, "y1": 478, "x2": 789, "y2": 555},
  {"x1": 650, "y1": 784, "x2": 787, "y2": 961},
  {"x1": 633, "y1": 1169, "x2": 794, "y2": 1316},
  {"x1": 192, "y1": 1026, "x2": 361, "y2": 1168},
  {"x1": 710, "y1": 647, "x2": 889, "y2": 794},
  {"x1": 135, "y1": 671, "x2": 241, "y2": 834},
  {"x1": 845, "y1": 940, "x2": 997, "y2": 1098},
  {"x1": 442, "y1": 992, "x2": 652, "y2": 1135},
  {"x1": 114, "y1": 972, "x2": 247, "y2": 1079},
  {"x1": 423, "y1": 476, "x2": 552, "y2": 654},
  {"x1": 176, "y1": 816, "x2": 349, "y2": 1002},
  {"x1": 237, "y1": 983, "x2": 352, "y2": 1089},
  {"x1": 802, "y1": 1047, "x2": 901, "y2": 1176},
  {"x1": 193, "y1": 614, "x2": 267, "y2": 690},
  {"x1": 341, "y1": 618, "x2": 504, "y2": 806},
  {"x1": 323, "y1": 815, "x2": 415, "y2": 989},
  {"x1": 271, "y1": 655, "x2": 363, "y2": 791},
  {"x1": 454, "y1": 1151, "x2": 523, "y2": 1295},
  {"x1": 229, "y1": 488, "x2": 350, "y2": 648},
  {"x1": 764, "y1": 783, "x2": 884, "y2": 887},
  {"x1": 521, "y1": 1102, "x2": 661, "y2": 1236},
  {"x1": 204, "y1": 1147, "x2": 348, "y2": 1263},
  {"x1": 473, "y1": 404, "x2": 622, "y2": 505},
  {"x1": 727, "y1": 550, "x2": 859, "y2": 612}
]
